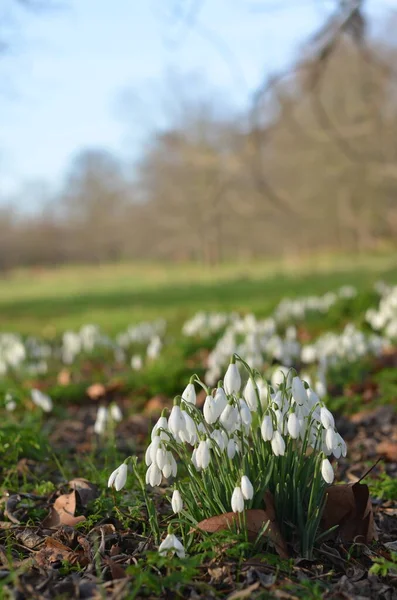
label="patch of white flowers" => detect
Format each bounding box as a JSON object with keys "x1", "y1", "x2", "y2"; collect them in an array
[{"x1": 110, "y1": 355, "x2": 347, "y2": 557}]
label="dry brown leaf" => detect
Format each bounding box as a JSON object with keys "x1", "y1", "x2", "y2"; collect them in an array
[
  {"x1": 35, "y1": 537, "x2": 73, "y2": 567},
  {"x1": 227, "y1": 582, "x2": 260, "y2": 600},
  {"x1": 144, "y1": 395, "x2": 169, "y2": 415},
  {"x1": 57, "y1": 369, "x2": 71, "y2": 386},
  {"x1": 69, "y1": 478, "x2": 99, "y2": 508},
  {"x1": 42, "y1": 491, "x2": 86, "y2": 528},
  {"x1": 322, "y1": 481, "x2": 377, "y2": 543},
  {"x1": 86, "y1": 383, "x2": 107, "y2": 400},
  {"x1": 104, "y1": 557, "x2": 128, "y2": 580},
  {"x1": 377, "y1": 441, "x2": 397, "y2": 462},
  {"x1": 35, "y1": 536, "x2": 89, "y2": 568},
  {"x1": 197, "y1": 492, "x2": 288, "y2": 559}
]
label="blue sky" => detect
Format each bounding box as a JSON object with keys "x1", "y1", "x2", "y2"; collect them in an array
[{"x1": 0, "y1": 0, "x2": 394, "y2": 208}]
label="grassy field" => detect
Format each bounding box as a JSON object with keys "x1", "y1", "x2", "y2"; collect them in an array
[
  {"x1": 0, "y1": 251, "x2": 396, "y2": 335},
  {"x1": 1, "y1": 252, "x2": 397, "y2": 598}
]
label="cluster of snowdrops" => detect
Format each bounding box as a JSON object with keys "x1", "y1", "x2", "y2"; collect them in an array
[{"x1": 108, "y1": 355, "x2": 346, "y2": 558}]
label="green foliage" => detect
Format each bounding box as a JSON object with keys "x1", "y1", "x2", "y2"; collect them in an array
[
  {"x1": 369, "y1": 552, "x2": 397, "y2": 577},
  {"x1": 368, "y1": 473, "x2": 397, "y2": 501},
  {"x1": 126, "y1": 552, "x2": 202, "y2": 599}
]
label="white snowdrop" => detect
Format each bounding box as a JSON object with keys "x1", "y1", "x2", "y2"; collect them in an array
[
  {"x1": 321, "y1": 458, "x2": 334, "y2": 484},
  {"x1": 158, "y1": 533, "x2": 185, "y2": 558},
  {"x1": 231, "y1": 486, "x2": 244, "y2": 513},
  {"x1": 241, "y1": 475, "x2": 254, "y2": 500},
  {"x1": 171, "y1": 489, "x2": 183, "y2": 513},
  {"x1": 224, "y1": 362, "x2": 241, "y2": 395},
  {"x1": 182, "y1": 382, "x2": 196, "y2": 405},
  {"x1": 261, "y1": 415, "x2": 274, "y2": 442},
  {"x1": 108, "y1": 463, "x2": 128, "y2": 491},
  {"x1": 271, "y1": 431, "x2": 286, "y2": 456}
]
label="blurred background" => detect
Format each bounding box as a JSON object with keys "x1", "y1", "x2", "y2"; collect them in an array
[{"x1": 1, "y1": 0, "x2": 397, "y2": 266}]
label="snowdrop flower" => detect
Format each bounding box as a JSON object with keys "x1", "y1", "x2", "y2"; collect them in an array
[
  {"x1": 146, "y1": 463, "x2": 162, "y2": 487},
  {"x1": 158, "y1": 533, "x2": 185, "y2": 558},
  {"x1": 131, "y1": 354, "x2": 143, "y2": 370},
  {"x1": 238, "y1": 399, "x2": 252, "y2": 427},
  {"x1": 220, "y1": 403, "x2": 238, "y2": 432},
  {"x1": 5, "y1": 393, "x2": 16, "y2": 411},
  {"x1": 168, "y1": 405, "x2": 186, "y2": 442},
  {"x1": 320, "y1": 407, "x2": 335, "y2": 430},
  {"x1": 271, "y1": 431, "x2": 285, "y2": 456},
  {"x1": 162, "y1": 453, "x2": 177, "y2": 478},
  {"x1": 31, "y1": 388, "x2": 53, "y2": 412},
  {"x1": 324, "y1": 428, "x2": 336, "y2": 454},
  {"x1": 110, "y1": 403, "x2": 122, "y2": 422},
  {"x1": 210, "y1": 429, "x2": 227, "y2": 453},
  {"x1": 108, "y1": 462, "x2": 128, "y2": 491},
  {"x1": 332, "y1": 432, "x2": 347, "y2": 459},
  {"x1": 271, "y1": 366, "x2": 290, "y2": 389},
  {"x1": 224, "y1": 361, "x2": 241, "y2": 395},
  {"x1": 321, "y1": 458, "x2": 334, "y2": 484},
  {"x1": 287, "y1": 412, "x2": 300, "y2": 439},
  {"x1": 203, "y1": 395, "x2": 217, "y2": 424},
  {"x1": 244, "y1": 378, "x2": 259, "y2": 411},
  {"x1": 94, "y1": 406, "x2": 108, "y2": 435},
  {"x1": 241, "y1": 475, "x2": 254, "y2": 500},
  {"x1": 261, "y1": 414, "x2": 273, "y2": 441},
  {"x1": 151, "y1": 415, "x2": 169, "y2": 441},
  {"x1": 291, "y1": 376, "x2": 308, "y2": 406},
  {"x1": 231, "y1": 486, "x2": 244, "y2": 512},
  {"x1": 227, "y1": 438, "x2": 237, "y2": 459},
  {"x1": 147, "y1": 335, "x2": 162, "y2": 360},
  {"x1": 145, "y1": 436, "x2": 162, "y2": 466},
  {"x1": 171, "y1": 489, "x2": 183, "y2": 513},
  {"x1": 181, "y1": 382, "x2": 196, "y2": 405},
  {"x1": 196, "y1": 439, "x2": 211, "y2": 469},
  {"x1": 180, "y1": 410, "x2": 197, "y2": 445}
]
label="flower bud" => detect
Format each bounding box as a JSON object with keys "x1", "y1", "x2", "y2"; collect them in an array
[
  {"x1": 261, "y1": 415, "x2": 273, "y2": 441},
  {"x1": 227, "y1": 438, "x2": 237, "y2": 459},
  {"x1": 291, "y1": 377, "x2": 308, "y2": 406},
  {"x1": 244, "y1": 378, "x2": 259, "y2": 411},
  {"x1": 321, "y1": 458, "x2": 334, "y2": 484},
  {"x1": 231, "y1": 486, "x2": 244, "y2": 512},
  {"x1": 241, "y1": 475, "x2": 254, "y2": 500},
  {"x1": 171, "y1": 489, "x2": 183, "y2": 513},
  {"x1": 271, "y1": 430, "x2": 285, "y2": 456},
  {"x1": 182, "y1": 382, "x2": 196, "y2": 405},
  {"x1": 287, "y1": 412, "x2": 300, "y2": 439},
  {"x1": 196, "y1": 439, "x2": 211, "y2": 469},
  {"x1": 224, "y1": 362, "x2": 241, "y2": 395}
]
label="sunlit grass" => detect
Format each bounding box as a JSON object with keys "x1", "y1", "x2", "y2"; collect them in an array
[{"x1": 0, "y1": 251, "x2": 396, "y2": 335}]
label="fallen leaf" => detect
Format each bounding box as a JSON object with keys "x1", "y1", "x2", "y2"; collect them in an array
[
  {"x1": 377, "y1": 442, "x2": 397, "y2": 462},
  {"x1": 69, "y1": 478, "x2": 99, "y2": 508},
  {"x1": 42, "y1": 491, "x2": 86, "y2": 528},
  {"x1": 197, "y1": 492, "x2": 288, "y2": 559},
  {"x1": 103, "y1": 557, "x2": 127, "y2": 580},
  {"x1": 227, "y1": 582, "x2": 260, "y2": 600},
  {"x1": 35, "y1": 537, "x2": 73, "y2": 568},
  {"x1": 35, "y1": 536, "x2": 89, "y2": 568},
  {"x1": 322, "y1": 481, "x2": 377, "y2": 543},
  {"x1": 57, "y1": 369, "x2": 71, "y2": 386},
  {"x1": 144, "y1": 395, "x2": 169, "y2": 415},
  {"x1": 86, "y1": 383, "x2": 106, "y2": 400}
]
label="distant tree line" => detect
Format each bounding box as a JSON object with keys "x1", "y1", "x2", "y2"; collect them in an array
[{"x1": 2, "y1": 21, "x2": 397, "y2": 268}]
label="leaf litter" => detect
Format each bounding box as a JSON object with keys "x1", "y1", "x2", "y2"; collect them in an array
[{"x1": 1, "y1": 359, "x2": 397, "y2": 598}]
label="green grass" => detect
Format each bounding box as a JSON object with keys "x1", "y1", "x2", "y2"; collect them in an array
[{"x1": 0, "y1": 252, "x2": 396, "y2": 335}]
